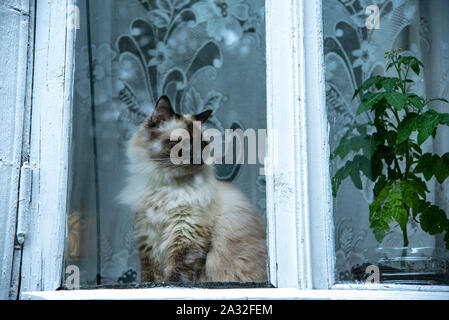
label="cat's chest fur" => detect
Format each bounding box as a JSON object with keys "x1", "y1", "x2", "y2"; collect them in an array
[
  {"x1": 126, "y1": 169, "x2": 217, "y2": 280},
  {"x1": 134, "y1": 184, "x2": 216, "y2": 250}
]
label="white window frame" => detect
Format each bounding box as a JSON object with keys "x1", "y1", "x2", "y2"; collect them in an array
[
  {"x1": 18, "y1": 0, "x2": 75, "y2": 294},
  {"x1": 18, "y1": 0, "x2": 449, "y2": 300},
  {"x1": 0, "y1": 0, "x2": 35, "y2": 300}
]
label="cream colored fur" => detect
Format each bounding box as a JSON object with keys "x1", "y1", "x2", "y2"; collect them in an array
[{"x1": 119, "y1": 124, "x2": 268, "y2": 282}]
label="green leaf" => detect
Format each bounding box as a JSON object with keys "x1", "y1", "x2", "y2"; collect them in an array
[
  {"x1": 332, "y1": 51, "x2": 449, "y2": 249},
  {"x1": 371, "y1": 220, "x2": 390, "y2": 243},
  {"x1": 414, "y1": 153, "x2": 449, "y2": 184},
  {"x1": 412, "y1": 199, "x2": 429, "y2": 220},
  {"x1": 412, "y1": 58, "x2": 424, "y2": 75},
  {"x1": 373, "y1": 175, "x2": 387, "y2": 197},
  {"x1": 407, "y1": 176, "x2": 429, "y2": 198},
  {"x1": 414, "y1": 153, "x2": 434, "y2": 181},
  {"x1": 425, "y1": 98, "x2": 449, "y2": 106},
  {"x1": 357, "y1": 93, "x2": 384, "y2": 115},
  {"x1": 382, "y1": 77, "x2": 399, "y2": 92},
  {"x1": 355, "y1": 155, "x2": 373, "y2": 180},
  {"x1": 370, "y1": 181, "x2": 425, "y2": 243},
  {"x1": 332, "y1": 154, "x2": 374, "y2": 196},
  {"x1": 439, "y1": 113, "x2": 449, "y2": 126},
  {"x1": 385, "y1": 130, "x2": 397, "y2": 146},
  {"x1": 409, "y1": 142, "x2": 422, "y2": 155},
  {"x1": 433, "y1": 156, "x2": 449, "y2": 184},
  {"x1": 411, "y1": 61, "x2": 420, "y2": 75},
  {"x1": 408, "y1": 95, "x2": 424, "y2": 110},
  {"x1": 370, "y1": 154, "x2": 383, "y2": 181},
  {"x1": 388, "y1": 184, "x2": 409, "y2": 229},
  {"x1": 397, "y1": 112, "x2": 419, "y2": 144},
  {"x1": 332, "y1": 138, "x2": 352, "y2": 160},
  {"x1": 353, "y1": 76, "x2": 383, "y2": 99},
  {"x1": 356, "y1": 125, "x2": 367, "y2": 135},
  {"x1": 362, "y1": 136, "x2": 376, "y2": 160},
  {"x1": 350, "y1": 165, "x2": 363, "y2": 190},
  {"x1": 369, "y1": 183, "x2": 396, "y2": 243},
  {"x1": 420, "y1": 205, "x2": 448, "y2": 235},
  {"x1": 332, "y1": 134, "x2": 375, "y2": 160},
  {"x1": 385, "y1": 92, "x2": 408, "y2": 110},
  {"x1": 399, "y1": 181, "x2": 421, "y2": 211},
  {"x1": 401, "y1": 56, "x2": 424, "y2": 75},
  {"x1": 442, "y1": 152, "x2": 449, "y2": 165},
  {"x1": 417, "y1": 110, "x2": 440, "y2": 145},
  {"x1": 444, "y1": 232, "x2": 449, "y2": 250},
  {"x1": 332, "y1": 164, "x2": 351, "y2": 197}
]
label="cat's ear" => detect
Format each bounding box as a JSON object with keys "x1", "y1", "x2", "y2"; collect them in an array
[
  {"x1": 194, "y1": 110, "x2": 212, "y2": 123},
  {"x1": 150, "y1": 96, "x2": 175, "y2": 126}
]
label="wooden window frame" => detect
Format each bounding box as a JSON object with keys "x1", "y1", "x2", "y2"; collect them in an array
[{"x1": 18, "y1": 0, "x2": 449, "y2": 300}]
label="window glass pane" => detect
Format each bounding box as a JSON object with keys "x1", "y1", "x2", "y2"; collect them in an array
[
  {"x1": 66, "y1": 0, "x2": 267, "y2": 287},
  {"x1": 324, "y1": 0, "x2": 449, "y2": 285}
]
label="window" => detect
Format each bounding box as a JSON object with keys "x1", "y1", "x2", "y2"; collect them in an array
[
  {"x1": 325, "y1": 0, "x2": 449, "y2": 286},
  {"x1": 65, "y1": 0, "x2": 268, "y2": 287},
  {"x1": 1, "y1": 0, "x2": 448, "y2": 300}
]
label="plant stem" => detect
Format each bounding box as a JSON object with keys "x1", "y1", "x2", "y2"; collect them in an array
[
  {"x1": 391, "y1": 108, "x2": 401, "y2": 125},
  {"x1": 402, "y1": 225, "x2": 409, "y2": 247},
  {"x1": 402, "y1": 65, "x2": 412, "y2": 179},
  {"x1": 401, "y1": 223, "x2": 409, "y2": 269},
  {"x1": 393, "y1": 157, "x2": 403, "y2": 177},
  {"x1": 403, "y1": 65, "x2": 411, "y2": 93},
  {"x1": 390, "y1": 108, "x2": 406, "y2": 178}
]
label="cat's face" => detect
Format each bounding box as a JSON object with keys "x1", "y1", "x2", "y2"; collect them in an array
[{"x1": 134, "y1": 96, "x2": 212, "y2": 175}]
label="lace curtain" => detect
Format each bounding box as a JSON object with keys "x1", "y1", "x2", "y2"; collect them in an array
[
  {"x1": 324, "y1": 0, "x2": 449, "y2": 282},
  {"x1": 67, "y1": 0, "x2": 266, "y2": 286},
  {"x1": 66, "y1": 0, "x2": 449, "y2": 286}
]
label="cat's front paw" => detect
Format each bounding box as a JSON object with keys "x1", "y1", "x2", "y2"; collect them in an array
[
  {"x1": 163, "y1": 249, "x2": 207, "y2": 282},
  {"x1": 165, "y1": 271, "x2": 182, "y2": 282}
]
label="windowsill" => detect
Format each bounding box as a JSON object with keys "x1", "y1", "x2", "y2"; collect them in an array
[{"x1": 21, "y1": 286, "x2": 449, "y2": 300}]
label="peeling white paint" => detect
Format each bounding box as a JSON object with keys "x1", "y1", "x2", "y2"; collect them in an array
[
  {"x1": 265, "y1": 0, "x2": 334, "y2": 290},
  {"x1": 0, "y1": 0, "x2": 33, "y2": 300},
  {"x1": 18, "y1": 0, "x2": 76, "y2": 296}
]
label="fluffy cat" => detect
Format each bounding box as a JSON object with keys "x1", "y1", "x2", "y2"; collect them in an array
[{"x1": 119, "y1": 96, "x2": 267, "y2": 282}]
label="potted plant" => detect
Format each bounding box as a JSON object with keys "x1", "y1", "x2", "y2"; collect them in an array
[{"x1": 331, "y1": 49, "x2": 449, "y2": 283}]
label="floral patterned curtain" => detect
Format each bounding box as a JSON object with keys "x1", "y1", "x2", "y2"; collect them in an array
[
  {"x1": 324, "y1": 0, "x2": 449, "y2": 283},
  {"x1": 67, "y1": 0, "x2": 266, "y2": 286}
]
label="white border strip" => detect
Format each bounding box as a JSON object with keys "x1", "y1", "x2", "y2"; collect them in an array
[
  {"x1": 21, "y1": 287, "x2": 449, "y2": 300},
  {"x1": 333, "y1": 283, "x2": 449, "y2": 292}
]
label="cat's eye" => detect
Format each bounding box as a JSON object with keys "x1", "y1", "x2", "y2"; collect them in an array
[{"x1": 166, "y1": 138, "x2": 181, "y2": 145}]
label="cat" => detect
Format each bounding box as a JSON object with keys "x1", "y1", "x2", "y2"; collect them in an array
[{"x1": 119, "y1": 96, "x2": 268, "y2": 283}]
